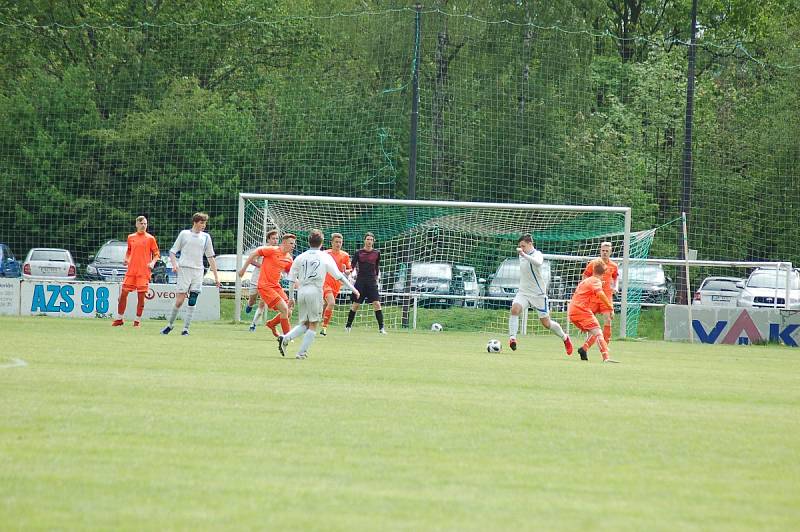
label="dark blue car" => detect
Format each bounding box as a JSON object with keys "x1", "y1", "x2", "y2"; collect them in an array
[{"x1": 0, "y1": 243, "x2": 21, "y2": 277}]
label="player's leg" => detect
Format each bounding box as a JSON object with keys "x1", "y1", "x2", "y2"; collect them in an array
[
  {"x1": 163, "y1": 272, "x2": 189, "y2": 334},
  {"x1": 114, "y1": 283, "x2": 133, "y2": 326},
  {"x1": 249, "y1": 289, "x2": 265, "y2": 332},
  {"x1": 346, "y1": 286, "x2": 363, "y2": 331},
  {"x1": 321, "y1": 289, "x2": 335, "y2": 336},
  {"x1": 133, "y1": 275, "x2": 148, "y2": 328},
  {"x1": 180, "y1": 269, "x2": 204, "y2": 335},
  {"x1": 537, "y1": 297, "x2": 572, "y2": 355},
  {"x1": 295, "y1": 288, "x2": 323, "y2": 358},
  {"x1": 246, "y1": 291, "x2": 258, "y2": 314},
  {"x1": 371, "y1": 295, "x2": 385, "y2": 334},
  {"x1": 601, "y1": 311, "x2": 613, "y2": 343},
  {"x1": 508, "y1": 295, "x2": 525, "y2": 351}
]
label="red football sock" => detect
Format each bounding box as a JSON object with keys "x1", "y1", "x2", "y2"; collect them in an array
[
  {"x1": 267, "y1": 314, "x2": 281, "y2": 328},
  {"x1": 322, "y1": 308, "x2": 333, "y2": 327},
  {"x1": 280, "y1": 317, "x2": 291, "y2": 334},
  {"x1": 117, "y1": 289, "x2": 130, "y2": 316},
  {"x1": 603, "y1": 323, "x2": 612, "y2": 343},
  {"x1": 136, "y1": 292, "x2": 146, "y2": 317}
]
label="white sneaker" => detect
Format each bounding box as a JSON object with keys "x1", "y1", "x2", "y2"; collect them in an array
[
  {"x1": 296, "y1": 352, "x2": 307, "y2": 360},
  {"x1": 345, "y1": 327, "x2": 352, "y2": 333},
  {"x1": 379, "y1": 328, "x2": 387, "y2": 335}
]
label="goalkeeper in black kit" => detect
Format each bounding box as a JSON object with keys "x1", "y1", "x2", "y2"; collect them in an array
[{"x1": 345, "y1": 232, "x2": 386, "y2": 334}]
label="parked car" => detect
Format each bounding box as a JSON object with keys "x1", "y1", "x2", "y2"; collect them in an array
[
  {"x1": 204, "y1": 254, "x2": 255, "y2": 292},
  {"x1": 737, "y1": 267, "x2": 800, "y2": 309},
  {"x1": 692, "y1": 276, "x2": 744, "y2": 306},
  {"x1": 392, "y1": 261, "x2": 478, "y2": 308},
  {"x1": 484, "y1": 257, "x2": 565, "y2": 310},
  {"x1": 22, "y1": 248, "x2": 77, "y2": 280},
  {"x1": 618, "y1": 263, "x2": 675, "y2": 305},
  {"x1": 0, "y1": 243, "x2": 21, "y2": 277},
  {"x1": 85, "y1": 240, "x2": 128, "y2": 282}
]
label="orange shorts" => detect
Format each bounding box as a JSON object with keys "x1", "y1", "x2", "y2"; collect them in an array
[
  {"x1": 323, "y1": 283, "x2": 340, "y2": 300},
  {"x1": 259, "y1": 285, "x2": 288, "y2": 310},
  {"x1": 569, "y1": 308, "x2": 600, "y2": 333},
  {"x1": 122, "y1": 273, "x2": 150, "y2": 293}
]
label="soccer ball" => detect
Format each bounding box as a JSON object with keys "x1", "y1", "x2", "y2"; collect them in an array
[
  {"x1": 486, "y1": 339, "x2": 502, "y2": 353},
  {"x1": 431, "y1": 322, "x2": 443, "y2": 332}
]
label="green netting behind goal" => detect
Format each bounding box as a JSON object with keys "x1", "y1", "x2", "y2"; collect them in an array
[{"x1": 239, "y1": 195, "x2": 652, "y2": 337}]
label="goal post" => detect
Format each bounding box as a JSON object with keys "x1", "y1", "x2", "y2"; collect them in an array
[{"x1": 235, "y1": 193, "x2": 644, "y2": 337}]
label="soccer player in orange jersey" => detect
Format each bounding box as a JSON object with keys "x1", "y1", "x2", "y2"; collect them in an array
[
  {"x1": 581, "y1": 241, "x2": 619, "y2": 344},
  {"x1": 112, "y1": 216, "x2": 160, "y2": 328},
  {"x1": 246, "y1": 229, "x2": 280, "y2": 332},
  {"x1": 239, "y1": 234, "x2": 296, "y2": 337},
  {"x1": 569, "y1": 260, "x2": 618, "y2": 363},
  {"x1": 320, "y1": 232, "x2": 352, "y2": 336}
]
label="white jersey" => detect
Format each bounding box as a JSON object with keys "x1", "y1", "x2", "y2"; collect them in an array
[
  {"x1": 289, "y1": 248, "x2": 349, "y2": 292},
  {"x1": 170, "y1": 229, "x2": 215, "y2": 270},
  {"x1": 518, "y1": 248, "x2": 549, "y2": 298}
]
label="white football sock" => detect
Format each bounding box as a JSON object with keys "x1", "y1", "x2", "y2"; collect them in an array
[
  {"x1": 508, "y1": 315, "x2": 519, "y2": 338},
  {"x1": 298, "y1": 329, "x2": 316, "y2": 356},
  {"x1": 548, "y1": 320, "x2": 566, "y2": 340}
]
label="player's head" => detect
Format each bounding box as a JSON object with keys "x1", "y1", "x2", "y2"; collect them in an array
[
  {"x1": 600, "y1": 241, "x2": 612, "y2": 260},
  {"x1": 135, "y1": 216, "x2": 148, "y2": 233},
  {"x1": 308, "y1": 229, "x2": 324, "y2": 248},
  {"x1": 192, "y1": 212, "x2": 209, "y2": 231},
  {"x1": 518, "y1": 233, "x2": 534, "y2": 252},
  {"x1": 364, "y1": 232, "x2": 375, "y2": 249},
  {"x1": 266, "y1": 229, "x2": 279, "y2": 246},
  {"x1": 331, "y1": 232, "x2": 343, "y2": 250},
  {"x1": 591, "y1": 259, "x2": 606, "y2": 276},
  {"x1": 281, "y1": 233, "x2": 297, "y2": 252}
]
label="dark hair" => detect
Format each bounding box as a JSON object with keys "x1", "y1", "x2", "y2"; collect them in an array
[
  {"x1": 192, "y1": 212, "x2": 209, "y2": 223},
  {"x1": 364, "y1": 232, "x2": 375, "y2": 239},
  {"x1": 517, "y1": 233, "x2": 533, "y2": 244},
  {"x1": 266, "y1": 229, "x2": 279, "y2": 240},
  {"x1": 308, "y1": 229, "x2": 324, "y2": 247}
]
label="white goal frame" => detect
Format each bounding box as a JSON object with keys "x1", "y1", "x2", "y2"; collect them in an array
[{"x1": 235, "y1": 193, "x2": 634, "y2": 335}]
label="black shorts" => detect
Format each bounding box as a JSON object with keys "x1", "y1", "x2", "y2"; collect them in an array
[{"x1": 353, "y1": 281, "x2": 380, "y2": 304}]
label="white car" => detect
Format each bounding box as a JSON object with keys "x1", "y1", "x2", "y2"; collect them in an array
[
  {"x1": 22, "y1": 248, "x2": 77, "y2": 280},
  {"x1": 692, "y1": 276, "x2": 744, "y2": 307},
  {"x1": 203, "y1": 254, "x2": 255, "y2": 292},
  {"x1": 737, "y1": 267, "x2": 800, "y2": 310}
]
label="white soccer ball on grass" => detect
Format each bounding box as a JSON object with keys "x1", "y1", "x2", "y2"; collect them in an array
[
  {"x1": 431, "y1": 322, "x2": 443, "y2": 332},
  {"x1": 486, "y1": 339, "x2": 502, "y2": 353}
]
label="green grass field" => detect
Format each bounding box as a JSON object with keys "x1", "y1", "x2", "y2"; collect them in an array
[{"x1": 1, "y1": 316, "x2": 799, "y2": 530}]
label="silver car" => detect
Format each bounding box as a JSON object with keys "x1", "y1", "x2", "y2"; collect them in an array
[
  {"x1": 692, "y1": 276, "x2": 744, "y2": 307},
  {"x1": 737, "y1": 267, "x2": 800, "y2": 309},
  {"x1": 22, "y1": 248, "x2": 77, "y2": 280}
]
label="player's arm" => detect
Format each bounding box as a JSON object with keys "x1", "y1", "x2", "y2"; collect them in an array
[
  {"x1": 518, "y1": 247, "x2": 544, "y2": 266},
  {"x1": 582, "y1": 262, "x2": 592, "y2": 279},
  {"x1": 596, "y1": 290, "x2": 613, "y2": 309},
  {"x1": 611, "y1": 268, "x2": 619, "y2": 293},
  {"x1": 149, "y1": 238, "x2": 160, "y2": 270},
  {"x1": 207, "y1": 255, "x2": 220, "y2": 288},
  {"x1": 168, "y1": 233, "x2": 183, "y2": 273},
  {"x1": 238, "y1": 249, "x2": 260, "y2": 278}
]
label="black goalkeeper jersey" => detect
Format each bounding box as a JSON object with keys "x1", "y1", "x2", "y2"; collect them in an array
[{"x1": 353, "y1": 248, "x2": 380, "y2": 285}]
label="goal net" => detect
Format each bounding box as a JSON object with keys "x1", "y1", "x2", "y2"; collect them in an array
[{"x1": 236, "y1": 194, "x2": 654, "y2": 338}]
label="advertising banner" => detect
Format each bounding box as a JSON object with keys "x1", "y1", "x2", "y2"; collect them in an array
[
  {"x1": 0, "y1": 278, "x2": 21, "y2": 316},
  {"x1": 664, "y1": 304, "x2": 800, "y2": 347},
  {"x1": 18, "y1": 281, "x2": 219, "y2": 321}
]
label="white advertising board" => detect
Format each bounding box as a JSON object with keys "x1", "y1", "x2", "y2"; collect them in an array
[
  {"x1": 664, "y1": 304, "x2": 800, "y2": 347},
  {"x1": 0, "y1": 278, "x2": 21, "y2": 316},
  {"x1": 18, "y1": 281, "x2": 219, "y2": 321}
]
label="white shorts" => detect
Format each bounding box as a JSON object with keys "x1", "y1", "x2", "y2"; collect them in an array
[
  {"x1": 296, "y1": 286, "x2": 324, "y2": 324},
  {"x1": 512, "y1": 293, "x2": 549, "y2": 318},
  {"x1": 177, "y1": 267, "x2": 204, "y2": 294},
  {"x1": 249, "y1": 267, "x2": 261, "y2": 296}
]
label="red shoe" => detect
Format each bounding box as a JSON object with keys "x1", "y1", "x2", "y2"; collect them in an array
[
  {"x1": 509, "y1": 338, "x2": 517, "y2": 351},
  {"x1": 111, "y1": 319, "x2": 124, "y2": 327},
  {"x1": 266, "y1": 321, "x2": 280, "y2": 338},
  {"x1": 564, "y1": 336, "x2": 574, "y2": 356}
]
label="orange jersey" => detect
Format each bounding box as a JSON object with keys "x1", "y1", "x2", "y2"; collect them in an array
[
  {"x1": 570, "y1": 276, "x2": 604, "y2": 313},
  {"x1": 256, "y1": 246, "x2": 293, "y2": 289},
  {"x1": 323, "y1": 249, "x2": 351, "y2": 291},
  {"x1": 125, "y1": 232, "x2": 160, "y2": 277},
  {"x1": 582, "y1": 259, "x2": 618, "y2": 295}
]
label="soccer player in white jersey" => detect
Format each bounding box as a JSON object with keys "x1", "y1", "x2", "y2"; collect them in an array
[
  {"x1": 246, "y1": 229, "x2": 279, "y2": 332},
  {"x1": 161, "y1": 212, "x2": 220, "y2": 336},
  {"x1": 277, "y1": 229, "x2": 359, "y2": 359},
  {"x1": 508, "y1": 233, "x2": 573, "y2": 355}
]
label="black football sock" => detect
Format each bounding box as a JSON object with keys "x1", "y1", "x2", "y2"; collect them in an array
[
  {"x1": 375, "y1": 309, "x2": 384, "y2": 329},
  {"x1": 346, "y1": 310, "x2": 356, "y2": 328}
]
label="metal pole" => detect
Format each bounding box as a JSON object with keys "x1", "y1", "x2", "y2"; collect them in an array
[
  {"x1": 682, "y1": 212, "x2": 694, "y2": 342},
  {"x1": 619, "y1": 208, "x2": 632, "y2": 338},
  {"x1": 402, "y1": 4, "x2": 422, "y2": 328},
  {"x1": 677, "y1": 0, "x2": 698, "y2": 305}
]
